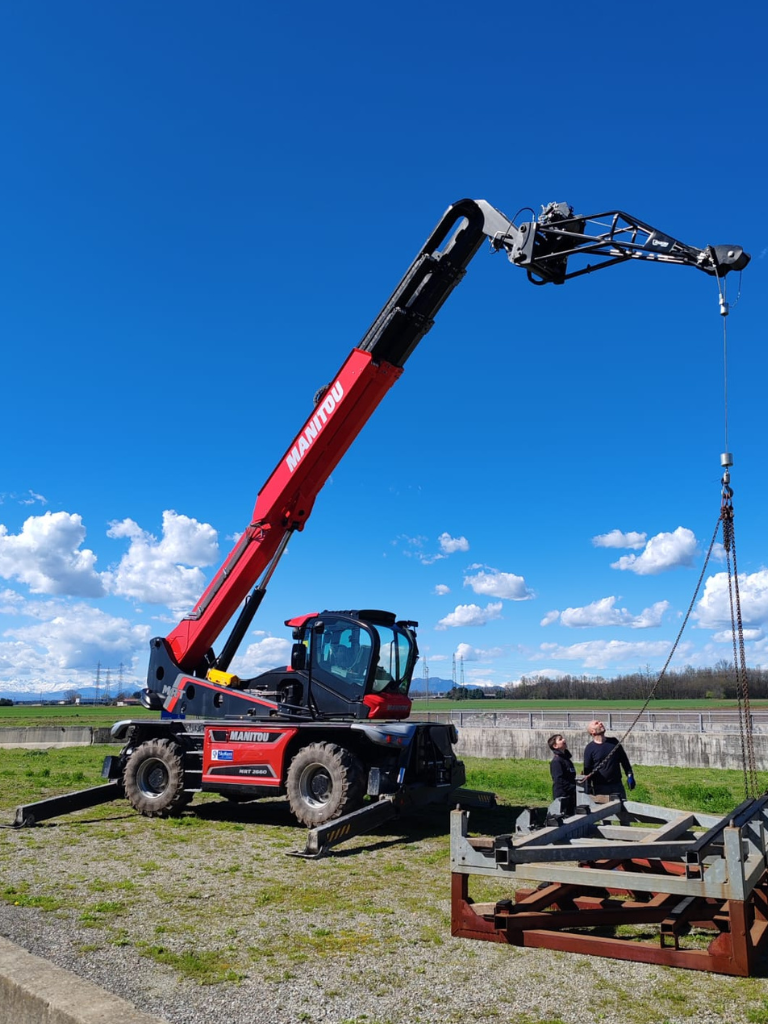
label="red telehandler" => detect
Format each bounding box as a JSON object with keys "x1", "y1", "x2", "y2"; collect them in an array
[{"x1": 14, "y1": 199, "x2": 748, "y2": 855}]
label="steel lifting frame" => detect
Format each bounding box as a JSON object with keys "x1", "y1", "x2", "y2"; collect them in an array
[{"x1": 450, "y1": 794, "x2": 768, "y2": 975}]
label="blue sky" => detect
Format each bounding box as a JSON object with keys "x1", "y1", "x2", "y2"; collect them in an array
[{"x1": 1, "y1": 2, "x2": 767, "y2": 697}]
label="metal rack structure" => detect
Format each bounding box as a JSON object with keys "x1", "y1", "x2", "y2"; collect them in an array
[{"x1": 450, "y1": 794, "x2": 768, "y2": 975}]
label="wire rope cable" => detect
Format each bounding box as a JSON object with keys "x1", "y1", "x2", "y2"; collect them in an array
[
  {"x1": 586, "y1": 515, "x2": 722, "y2": 783},
  {"x1": 587, "y1": 271, "x2": 757, "y2": 798}
]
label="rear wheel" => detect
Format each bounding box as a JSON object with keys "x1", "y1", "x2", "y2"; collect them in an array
[
  {"x1": 124, "y1": 738, "x2": 187, "y2": 818},
  {"x1": 286, "y1": 742, "x2": 365, "y2": 827}
]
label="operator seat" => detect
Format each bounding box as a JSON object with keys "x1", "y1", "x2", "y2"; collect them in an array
[{"x1": 329, "y1": 645, "x2": 353, "y2": 676}]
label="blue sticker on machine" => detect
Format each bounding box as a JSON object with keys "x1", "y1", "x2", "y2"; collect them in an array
[{"x1": 211, "y1": 749, "x2": 234, "y2": 761}]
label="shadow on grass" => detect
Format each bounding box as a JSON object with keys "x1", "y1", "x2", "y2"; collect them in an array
[
  {"x1": 7, "y1": 810, "x2": 137, "y2": 830},
  {"x1": 190, "y1": 794, "x2": 523, "y2": 855},
  {"x1": 6, "y1": 793, "x2": 524, "y2": 858}
]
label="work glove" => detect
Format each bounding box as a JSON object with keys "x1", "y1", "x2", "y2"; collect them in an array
[{"x1": 626, "y1": 772, "x2": 636, "y2": 791}]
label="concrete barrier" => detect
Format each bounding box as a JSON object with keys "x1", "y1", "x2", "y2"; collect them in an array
[
  {"x1": 1, "y1": 724, "x2": 765, "y2": 771},
  {"x1": 0, "y1": 727, "x2": 95, "y2": 749},
  {"x1": 0, "y1": 935, "x2": 167, "y2": 1024},
  {"x1": 0, "y1": 727, "x2": 117, "y2": 748},
  {"x1": 455, "y1": 726, "x2": 768, "y2": 771}
]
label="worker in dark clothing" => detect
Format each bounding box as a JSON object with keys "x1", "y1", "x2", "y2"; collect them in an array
[
  {"x1": 547, "y1": 733, "x2": 577, "y2": 815},
  {"x1": 583, "y1": 720, "x2": 635, "y2": 801}
]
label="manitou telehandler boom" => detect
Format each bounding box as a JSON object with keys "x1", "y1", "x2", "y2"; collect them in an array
[{"x1": 15, "y1": 198, "x2": 748, "y2": 854}]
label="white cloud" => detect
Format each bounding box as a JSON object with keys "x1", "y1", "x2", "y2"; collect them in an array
[
  {"x1": 463, "y1": 676, "x2": 497, "y2": 690},
  {"x1": 593, "y1": 529, "x2": 647, "y2": 550},
  {"x1": 233, "y1": 636, "x2": 293, "y2": 677},
  {"x1": 712, "y1": 628, "x2": 764, "y2": 643},
  {"x1": 524, "y1": 668, "x2": 570, "y2": 681},
  {"x1": 463, "y1": 567, "x2": 533, "y2": 601},
  {"x1": 433, "y1": 584, "x2": 450, "y2": 596},
  {"x1": 0, "y1": 511, "x2": 105, "y2": 597},
  {"x1": 611, "y1": 527, "x2": 697, "y2": 575},
  {"x1": 0, "y1": 589, "x2": 25, "y2": 615},
  {"x1": 108, "y1": 510, "x2": 218, "y2": 565},
  {"x1": 696, "y1": 569, "x2": 768, "y2": 629},
  {"x1": 396, "y1": 535, "x2": 445, "y2": 565},
  {"x1": 540, "y1": 610, "x2": 560, "y2": 627},
  {"x1": 438, "y1": 532, "x2": 469, "y2": 554},
  {"x1": 396, "y1": 534, "x2": 428, "y2": 553},
  {"x1": 540, "y1": 638, "x2": 681, "y2": 670},
  {"x1": 435, "y1": 602, "x2": 503, "y2": 630},
  {"x1": 20, "y1": 491, "x2": 48, "y2": 507},
  {"x1": 397, "y1": 532, "x2": 468, "y2": 565},
  {"x1": 104, "y1": 510, "x2": 219, "y2": 616},
  {"x1": 0, "y1": 600, "x2": 150, "y2": 691},
  {"x1": 556, "y1": 596, "x2": 670, "y2": 629},
  {"x1": 455, "y1": 642, "x2": 504, "y2": 662}
]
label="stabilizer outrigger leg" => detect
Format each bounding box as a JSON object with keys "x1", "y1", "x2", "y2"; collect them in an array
[
  {"x1": 291, "y1": 786, "x2": 497, "y2": 859},
  {"x1": 13, "y1": 781, "x2": 123, "y2": 828}
]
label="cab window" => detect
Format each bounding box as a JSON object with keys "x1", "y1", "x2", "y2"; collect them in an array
[
  {"x1": 371, "y1": 625, "x2": 411, "y2": 694},
  {"x1": 311, "y1": 618, "x2": 373, "y2": 698}
]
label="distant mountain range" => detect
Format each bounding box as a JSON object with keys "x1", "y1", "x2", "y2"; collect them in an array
[
  {"x1": 1, "y1": 675, "x2": 480, "y2": 702},
  {"x1": 0, "y1": 682, "x2": 139, "y2": 702},
  {"x1": 410, "y1": 676, "x2": 479, "y2": 695}
]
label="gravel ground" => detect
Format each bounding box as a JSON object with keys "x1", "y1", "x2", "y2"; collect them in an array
[{"x1": 2, "y1": 798, "x2": 768, "y2": 1024}]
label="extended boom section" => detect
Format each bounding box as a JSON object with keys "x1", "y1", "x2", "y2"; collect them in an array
[
  {"x1": 163, "y1": 350, "x2": 403, "y2": 678},
  {"x1": 77, "y1": 195, "x2": 747, "y2": 853},
  {"x1": 152, "y1": 197, "x2": 747, "y2": 695}
]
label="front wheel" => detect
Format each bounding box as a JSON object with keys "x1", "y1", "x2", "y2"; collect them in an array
[
  {"x1": 124, "y1": 738, "x2": 187, "y2": 818},
  {"x1": 286, "y1": 742, "x2": 365, "y2": 827}
]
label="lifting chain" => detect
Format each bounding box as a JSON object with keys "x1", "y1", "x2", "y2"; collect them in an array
[
  {"x1": 593, "y1": 272, "x2": 759, "y2": 801},
  {"x1": 588, "y1": 512, "x2": 723, "y2": 784},
  {"x1": 716, "y1": 268, "x2": 758, "y2": 800},
  {"x1": 590, "y1": 489, "x2": 756, "y2": 799},
  {"x1": 721, "y1": 479, "x2": 758, "y2": 799}
]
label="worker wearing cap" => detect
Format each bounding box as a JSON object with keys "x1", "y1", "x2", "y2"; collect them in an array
[
  {"x1": 583, "y1": 720, "x2": 635, "y2": 802},
  {"x1": 547, "y1": 733, "x2": 576, "y2": 816}
]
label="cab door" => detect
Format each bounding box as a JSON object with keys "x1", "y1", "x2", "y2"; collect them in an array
[{"x1": 309, "y1": 615, "x2": 374, "y2": 717}]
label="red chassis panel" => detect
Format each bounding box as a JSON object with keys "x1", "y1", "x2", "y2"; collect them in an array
[{"x1": 202, "y1": 724, "x2": 299, "y2": 788}]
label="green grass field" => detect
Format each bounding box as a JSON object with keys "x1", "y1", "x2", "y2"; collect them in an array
[
  {"x1": 410, "y1": 697, "x2": 768, "y2": 712},
  {"x1": 0, "y1": 745, "x2": 761, "y2": 820},
  {"x1": 0, "y1": 704, "x2": 156, "y2": 728},
  {"x1": 1, "y1": 697, "x2": 764, "y2": 729},
  {"x1": 3, "y1": 746, "x2": 768, "y2": 1021}
]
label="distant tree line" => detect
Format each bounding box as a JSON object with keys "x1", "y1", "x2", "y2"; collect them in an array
[{"x1": 503, "y1": 661, "x2": 768, "y2": 702}]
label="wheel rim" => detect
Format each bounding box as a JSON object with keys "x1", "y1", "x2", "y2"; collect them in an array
[
  {"x1": 298, "y1": 763, "x2": 333, "y2": 808},
  {"x1": 135, "y1": 757, "x2": 170, "y2": 800}
]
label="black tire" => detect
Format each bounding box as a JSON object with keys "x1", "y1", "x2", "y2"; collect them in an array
[
  {"x1": 124, "y1": 738, "x2": 187, "y2": 818},
  {"x1": 286, "y1": 742, "x2": 365, "y2": 827}
]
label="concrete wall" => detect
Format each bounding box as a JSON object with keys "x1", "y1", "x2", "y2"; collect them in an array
[
  {"x1": 0, "y1": 935, "x2": 166, "y2": 1024},
  {"x1": 1, "y1": 725, "x2": 765, "y2": 771},
  {"x1": 0, "y1": 726, "x2": 97, "y2": 749},
  {"x1": 455, "y1": 726, "x2": 768, "y2": 772}
]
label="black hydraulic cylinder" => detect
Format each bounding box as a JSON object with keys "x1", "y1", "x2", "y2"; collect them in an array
[{"x1": 215, "y1": 587, "x2": 267, "y2": 672}]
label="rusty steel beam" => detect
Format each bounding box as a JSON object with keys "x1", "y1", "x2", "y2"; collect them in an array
[
  {"x1": 451, "y1": 874, "x2": 768, "y2": 975},
  {"x1": 451, "y1": 803, "x2": 768, "y2": 975}
]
